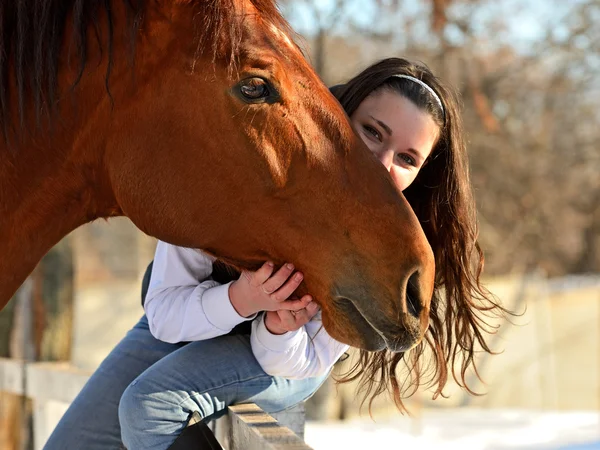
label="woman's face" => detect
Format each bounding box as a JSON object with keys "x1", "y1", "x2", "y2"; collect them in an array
[{"x1": 350, "y1": 89, "x2": 439, "y2": 191}]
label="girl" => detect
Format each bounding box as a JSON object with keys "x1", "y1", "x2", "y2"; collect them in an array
[{"x1": 45, "y1": 58, "x2": 505, "y2": 450}]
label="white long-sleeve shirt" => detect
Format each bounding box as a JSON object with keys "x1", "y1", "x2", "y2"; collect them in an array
[{"x1": 144, "y1": 241, "x2": 349, "y2": 379}]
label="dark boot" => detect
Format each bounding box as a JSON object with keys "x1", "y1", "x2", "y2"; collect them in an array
[{"x1": 167, "y1": 412, "x2": 224, "y2": 450}]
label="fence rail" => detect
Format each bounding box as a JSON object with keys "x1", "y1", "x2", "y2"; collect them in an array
[{"x1": 0, "y1": 357, "x2": 312, "y2": 450}]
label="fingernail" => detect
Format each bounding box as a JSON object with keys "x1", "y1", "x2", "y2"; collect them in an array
[
  {"x1": 266, "y1": 261, "x2": 274, "y2": 267},
  {"x1": 286, "y1": 263, "x2": 294, "y2": 270},
  {"x1": 308, "y1": 302, "x2": 318, "y2": 310},
  {"x1": 294, "y1": 272, "x2": 303, "y2": 281}
]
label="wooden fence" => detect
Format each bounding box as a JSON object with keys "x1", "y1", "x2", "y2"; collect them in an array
[{"x1": 0, "y1": 358, "x2": 313, "y2": 450}]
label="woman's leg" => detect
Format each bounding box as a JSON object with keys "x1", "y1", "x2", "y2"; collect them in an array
[
  {"x1": 118, "y1": 334, "x2": 328, "y2": 450},
  {"x1": 44, "y1": 315, "x2": 185, "y2": 450}
]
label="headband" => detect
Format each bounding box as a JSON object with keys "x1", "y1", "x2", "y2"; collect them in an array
[{"x1": 391, "y1": 75, "x2": 445, "y2": 120}]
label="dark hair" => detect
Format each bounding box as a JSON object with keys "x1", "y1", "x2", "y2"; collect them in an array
[
  {"x1": 332, "y1": 57, "x2": 511, "y2": 413},
  {"x1": 0, "y1": 0, "x2": 292, "y2": 140}
]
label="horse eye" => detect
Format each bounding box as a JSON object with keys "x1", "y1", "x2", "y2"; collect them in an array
[{"x1": 239, "y1": 78, "x2": 270, "y2": 100}]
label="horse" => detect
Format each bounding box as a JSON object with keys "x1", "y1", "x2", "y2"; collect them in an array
[{"x1": 0, "y1": 0, "x2": 435, "y2": 354}]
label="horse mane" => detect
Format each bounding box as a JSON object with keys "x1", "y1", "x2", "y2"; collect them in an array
[{"x1": 0, "y1": 0, "x2": 293, "y2": 137}]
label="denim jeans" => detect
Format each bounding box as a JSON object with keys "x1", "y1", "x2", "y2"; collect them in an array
[{"x1": 44, "y1": 315, "x2": 328, "y2": 450}]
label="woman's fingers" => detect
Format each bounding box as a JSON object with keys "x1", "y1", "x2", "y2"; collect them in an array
[
  {"x1": 271, "y1": 271, "x2": 304, "y2": 302},
  {"x1": 249, "y1": 261, "x2": 275, "y2": 285},
  {"x1": 261, "y1": 263, "x2": 297, "y2": 294},
  {"x1": 277, "y1": 309, "x2": 297, "y2": 330},
  {"x1": 277, "y1": 295, "x2": 312, "y2": 311},
  {"x1": 251, "y1": 262, "x2": 305, "y2": 305},
  {"x1": 305, "y1": 300, "x2": 320, "y2": 318},
  {"x1": 276, "y1": 298, "x2": 320, "y2": 332},
  {"x1": 291, "y1": 301, "x2": 320, "y2": 324}
]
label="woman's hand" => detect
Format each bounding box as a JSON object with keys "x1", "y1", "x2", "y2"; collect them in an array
[
  {"x1": 264, "y1": 301, "x2": 320, "y2": 335},
  {"x1": 228, "y1": 261, "x2": 313, "y2": 318}
]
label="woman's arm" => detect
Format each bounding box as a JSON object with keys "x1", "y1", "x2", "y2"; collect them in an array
[
  {"x1": 144, "y1": 241, "x2": 256, "y2": 343},
  {"x1": 250, "y1": 311, "x2": 350, "y2": 379}
]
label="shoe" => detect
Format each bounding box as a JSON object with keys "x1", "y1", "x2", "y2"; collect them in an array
[{"x1": 167, "y1": 412, "x2": 224, "y2": 450}]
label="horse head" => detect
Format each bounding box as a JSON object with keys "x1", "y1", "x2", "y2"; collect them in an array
[{"x1": 0, "y1": 0, "x2": 434, "y2": 352}]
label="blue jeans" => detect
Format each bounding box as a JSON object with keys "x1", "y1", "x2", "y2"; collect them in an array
[{"x1": 44, "y1": 315, "x2": 328, "y2": 450}]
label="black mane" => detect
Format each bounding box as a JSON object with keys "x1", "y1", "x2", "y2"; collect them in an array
[
  {"x1": 0, "y1": 1, "x2": 142, "y2": 136},
  {"x1": 0, "y1": 0, "x2": 293, "y2": 138}
]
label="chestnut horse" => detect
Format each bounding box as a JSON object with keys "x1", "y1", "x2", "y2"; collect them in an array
[{"x1": 0, "y1": 0, "x2": 435, "y2": 353}]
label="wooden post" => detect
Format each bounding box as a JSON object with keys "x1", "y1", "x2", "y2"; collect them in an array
[
  {"x1": 0, "y1": 278, "x2": 33, "y2": 450},
  {"x1": 0, "y1": 238, "x2": 74, "y2": 449},
  {"x1": 228, "y1": 404, "x2": 313, "y2": 450},
  {"x1": 26, "y1": 362, "x2": 91, "y2": 449}
]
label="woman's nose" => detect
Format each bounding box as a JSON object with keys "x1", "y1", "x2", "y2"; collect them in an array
[{"x1": 373, "y1": 149, "x2": 394, "y2": 171}]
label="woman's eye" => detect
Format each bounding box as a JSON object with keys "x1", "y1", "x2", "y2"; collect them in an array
[
  {"x1": 398, "y1": 153, "x2": 416, "y2": 167},
  {"x1": 363, "y1": 125, "x2": 381, "y2": 141}
]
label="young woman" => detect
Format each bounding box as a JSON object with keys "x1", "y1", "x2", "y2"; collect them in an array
[{"x1": 45, "y1": 57, "x2": 506, "y2": 450}]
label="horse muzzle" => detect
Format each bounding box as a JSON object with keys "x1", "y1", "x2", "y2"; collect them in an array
[{"x1": 332, "y1": 297, "x2": 426, "y2": 353}]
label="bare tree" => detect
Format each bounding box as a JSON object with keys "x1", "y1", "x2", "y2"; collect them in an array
[
  {"x1": 281, "y1": 0, "x2": 600, "y2": 276},
  {"x1": 279, "y1": 0, "x2": 401, "y2": 79}
]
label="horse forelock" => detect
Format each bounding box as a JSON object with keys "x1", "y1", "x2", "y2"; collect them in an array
[
  {"x1": 0, "y1": 0, "x2": 293, "y2": 140},
  {"x1": 193, "y1": 0, "x2": 302, "y2": 76}
]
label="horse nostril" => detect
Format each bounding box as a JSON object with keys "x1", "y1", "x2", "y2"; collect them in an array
[{"x1": 406, "y1": 271, "x2": 422, "y2": 319}]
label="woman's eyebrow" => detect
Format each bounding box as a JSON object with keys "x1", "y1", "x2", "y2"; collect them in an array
[{"x1": 369, "y1": 115, "x2": 393, "y2": 136}]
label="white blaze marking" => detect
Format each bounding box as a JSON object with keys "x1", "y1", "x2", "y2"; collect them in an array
[{"x1": 269, "y1": 23, "x2": 295, "y2": 51}]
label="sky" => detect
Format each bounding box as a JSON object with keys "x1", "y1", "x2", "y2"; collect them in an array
[{"x1": 282, "y1": 0, "x2": 585, "y2": 56}]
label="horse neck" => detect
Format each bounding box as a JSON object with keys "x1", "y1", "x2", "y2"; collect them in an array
[
  {"x1": 0, "y1": 1, "x2": 142, "y2": 306},
  {"x1": 0, "y1": 136, "x2": 120, "y2": 307}
]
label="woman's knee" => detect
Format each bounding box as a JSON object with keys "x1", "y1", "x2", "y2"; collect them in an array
[
  {"x1": 119, "y1": 378, "x2": 182, "y2": 430},
  {"x1": 118, "y1": 377, "x2": 208, "y2": 438},
  {"x1": 118, "y1": 379, "x2": 149, "y2": 435},
  {"x1": 119, "y1": 379, "x2": 190, "y2": 449}
]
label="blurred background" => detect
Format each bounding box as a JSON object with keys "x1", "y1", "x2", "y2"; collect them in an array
[{"x1": 1, "y1": 0, "x2": 599, "y2": 448}]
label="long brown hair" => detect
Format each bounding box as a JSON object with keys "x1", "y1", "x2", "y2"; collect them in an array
[{"x1": 332, "y1": 57, "x2": 510, "y2": 413}]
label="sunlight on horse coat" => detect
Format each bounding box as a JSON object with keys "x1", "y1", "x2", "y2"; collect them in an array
[{"x1": 0, "y1": 0, "x2": 435, "y2": 354}]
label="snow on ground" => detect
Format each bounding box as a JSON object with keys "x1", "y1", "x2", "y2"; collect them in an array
[{"x1": 305, "y1": 409, "x2": 600, "y2": 449}]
